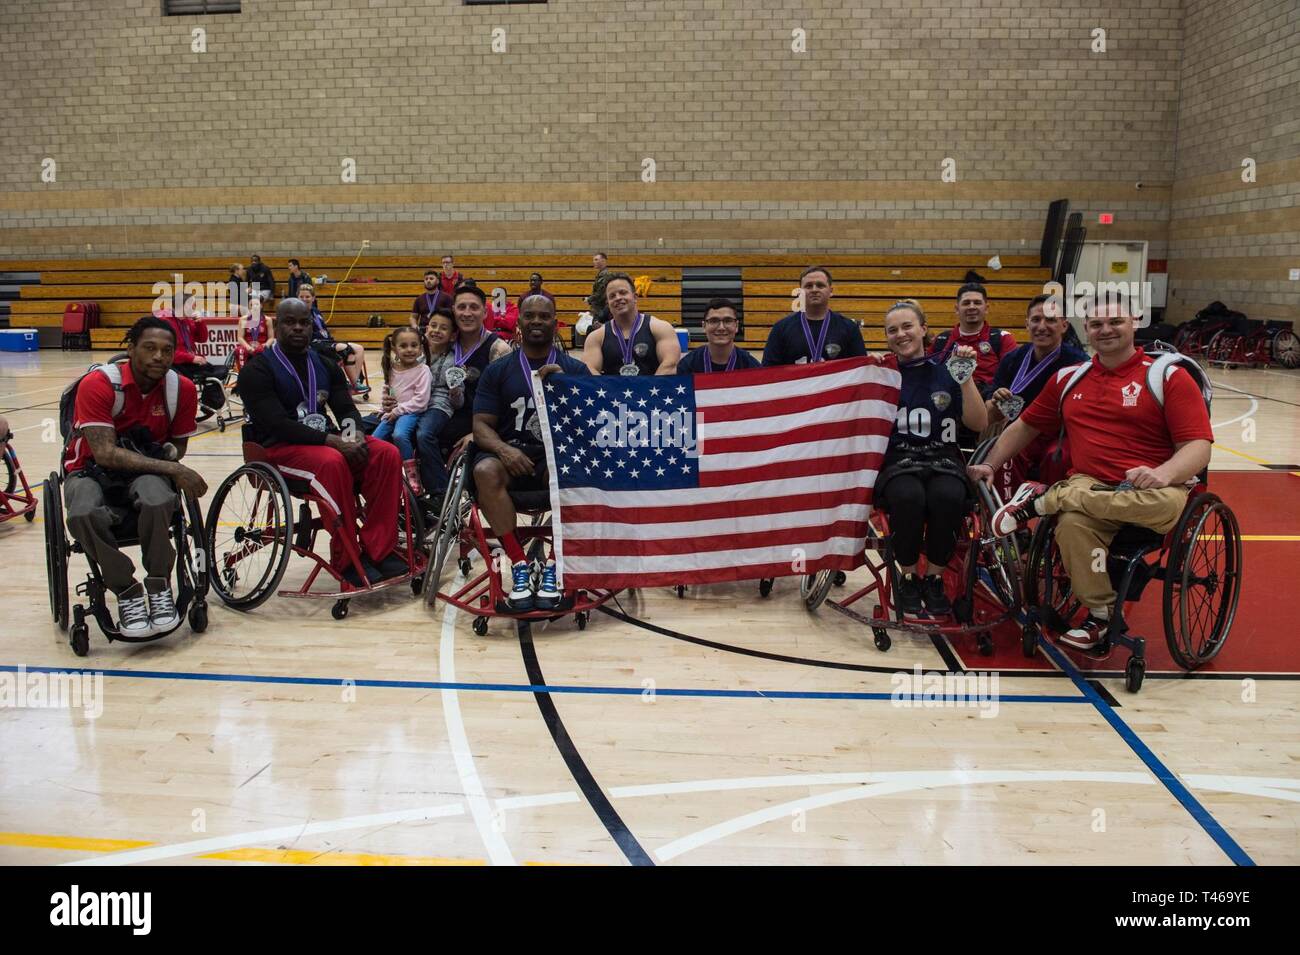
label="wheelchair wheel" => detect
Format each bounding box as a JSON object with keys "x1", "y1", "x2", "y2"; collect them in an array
[
  {"x1": 3, "y1": 446, "x2": 15, "y2": 496},
  {"x1": 423, "y1": 454, "x2": 471, "y2": 609},
  {"x1": 1162, "y1": 493, "x2": 1241, "y2": 670},
  {"x1": 396, "y1": 479, "x2": 427, "y2": 563},
  {"x1": 758, "y1": 577, "x2": 774, "y2": 597},
  {"x1": 1024, "y1": 518, "x2": 1081, "y2": 633},
  {"x1": 43, "y1": 473, "x2": 69, "y2": 631},
  {"x1": 801, "y1": 570, "x2": 834, "y2": 611},
  {"x1": 206, "y1": 463, "x2": 293, "y2": 611}
]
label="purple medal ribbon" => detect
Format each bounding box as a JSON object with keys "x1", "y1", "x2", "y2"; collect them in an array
[
  {"x1": 799, "y1": 312, "x2": 832, "y2": 363},
  {"x1": 453, "y1": 328, "x2": 489, "y2": 367},
  {"x1": 1009, "y1": 344, "x2": 1061, "y2": 395},
  {"x1": 610, "y1": 312, "x2": 645, "y2": 367},
  {"x1": 517, "y1": 346, "x2": 559, "y2": 388},
  {"x1": 704, "y1": 347, "x2": 737, "y2": 373},
  {"x1": 270, "y1": 341, "x2": 318, "y2": 414}
]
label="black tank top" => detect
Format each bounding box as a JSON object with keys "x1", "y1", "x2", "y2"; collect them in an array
[
  {"x1": 447, "y1": 330, "x2": 500, "y2": 430},
  {"x1": 600, "y1": 313, "x2": 659, "y2": 376}
]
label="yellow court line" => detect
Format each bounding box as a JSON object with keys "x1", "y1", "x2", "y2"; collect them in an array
[
  {"x1": 1213, "y1": 442, "x2": 1274, "y2": 466},
  {"x1": 0, "y1": 831, "x2": 152, "y2": 852},
  {"x1": 202, "y1": 847, "x2": 486, "y2": 866}
]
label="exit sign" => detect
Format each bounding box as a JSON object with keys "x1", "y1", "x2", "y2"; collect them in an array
[{"x1": 1098, "y1": 213, "x2": 1115, "y2": 224}]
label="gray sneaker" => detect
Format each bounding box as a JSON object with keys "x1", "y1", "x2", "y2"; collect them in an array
[
  {"x1": 117, "y1": 582, "x2": 155, "y2": 638},
  {"x1": 144, "y1": 576, "x2": 180, "y2": 632}
]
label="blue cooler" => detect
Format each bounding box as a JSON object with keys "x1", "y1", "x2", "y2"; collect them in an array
[
  {"x1": 0, "y1": 329, "x2": 39, "y2": 352},
  {"x1": 676, "y1": 330, "x2": 690, "y2": 352}
]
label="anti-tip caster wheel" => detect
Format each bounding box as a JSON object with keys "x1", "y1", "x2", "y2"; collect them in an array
[
  {"x1": 977, "y1": 633, "x2": 994, "y2": 657},
  {"x1": 872, "y1": 628, "x2": 891, "y2": 652},
  {"x1": 758, "y1": 578, "x2": 773, "y2": 597},
  {"x1": 70, "y1": 622, "x2": 90, "y2": 657},
  {"x1": 331, "y1": 599, "x2": 350, "y2": 620},
  {"x1": 1125, "y1": 656, "x2": 1145, "y2": 693},
  {"x1": 675, "y1": 584, "x2": 686, "y2": 598},
  {"x1": 458, "y1": 557, "x2": 472, "y2": 577},
  {"x1": 1021, "y1": 625, "x2": 1037, "y2": 658},
  {"x1": 833, "y1": 571, "x2": 847, "y2": 587},
  {"x1": 473, "y1": 616, "x2": 489, "y2": 636},
  {"x1": 410, "y1": 575, "x2": 423, "y2": 596},
  {"x1": 188, "y1": 601, "x2": 209, "y2": 633},
  {"x1": 576, "y1": 611, "x2": 589, "y2": 631}
]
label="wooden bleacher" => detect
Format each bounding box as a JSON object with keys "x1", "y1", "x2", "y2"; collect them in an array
[{"x1": 0, "y1": 254, "x2": 1051, "y2": 351}]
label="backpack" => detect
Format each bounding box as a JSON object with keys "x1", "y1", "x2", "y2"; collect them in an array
[
  {"x1": 934, "y1": 326, "x2": 1006, "y2": 358},
  {"x1": 1055, "y1": 348, "x2": 1212, "y2": 413},
  {"x1": 59, "y1": 359, "x2": 179, "y2": 442}
]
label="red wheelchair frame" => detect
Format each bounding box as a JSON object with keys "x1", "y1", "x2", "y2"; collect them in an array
[
  {"x1": 204, "y1": 442, "x2": 428, "y2": 619},
  {"x1": 422, "y1": 446, "x2": 617, "y2": 634},
  {"x1": 1, "y1": 438, "x2": 38, "y2": 524},
  {"x1": 802, "y1": 470, "x2": 1022, "y2": 657}
]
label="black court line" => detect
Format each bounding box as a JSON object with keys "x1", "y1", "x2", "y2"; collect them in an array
[
  {"x1": 1088, "y1": 679, "x2": 1122, "y2": 707},
  {"x1": 599, "y1": 604, "x2": 1300, "y2": 682},
  {"x1": 928, "y1": 633, "x2": 964, "y2": 673},
  {"x1": 516, "y1": 619, "x2": 655, "y2": 867}
]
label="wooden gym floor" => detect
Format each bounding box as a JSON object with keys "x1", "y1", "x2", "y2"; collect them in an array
[{"x1": 1, "y1": 350, "x2": 1298, "y2": 866}]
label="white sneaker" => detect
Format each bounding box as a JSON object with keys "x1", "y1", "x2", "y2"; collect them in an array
[
  {"x1": 990, "y1": 482, "x2": 1047, "y2": 537},
  {"x1": 145, "y1": 576, "x2": 180, "y2": 632},
  {"x1": 117, "y1": 583, "x2": 155, "y2": 638}
]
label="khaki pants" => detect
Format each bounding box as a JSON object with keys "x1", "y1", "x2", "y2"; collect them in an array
[{"x1": 1041, "y1": 473, "x2": 1187, "y2": 612}]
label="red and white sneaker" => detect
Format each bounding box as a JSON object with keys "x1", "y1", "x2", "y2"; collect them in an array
[
  {"x1": 402, "y1": 458, "x2": 423, "y2": 496},
  {"x1": 1059, "y1": 614, "x2": 1109, "y2": 651},
  {"x1": 990, "y1": 481, "x2": 1047, "y2": 537}
]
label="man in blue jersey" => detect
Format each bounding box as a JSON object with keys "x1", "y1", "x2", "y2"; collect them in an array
[
  {"x1": 762, "y1": 266, "x2": 867, "y2": 366},
  {"x1": 677, "y1": 298, "x2": 762, "y2": 374},
  {"x1": 474, "y1": 294, "x2": 591, "y2": 611}
]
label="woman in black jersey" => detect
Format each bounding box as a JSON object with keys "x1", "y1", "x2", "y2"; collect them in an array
[{"x1": 876, "y1": 301, "x2": 987, "y2": 616}]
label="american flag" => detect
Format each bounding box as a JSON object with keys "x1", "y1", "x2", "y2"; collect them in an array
[{"x1": 532, "y1": 357, "x2": 902, "y2": 590}]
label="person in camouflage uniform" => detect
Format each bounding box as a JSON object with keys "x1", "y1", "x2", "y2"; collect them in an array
[{"x1": 587, "y1": 252, "x2": 610, "y2": 324}]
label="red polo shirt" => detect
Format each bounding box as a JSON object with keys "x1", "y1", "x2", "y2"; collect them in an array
[
  {"x1": 930, "y1": 322, "x2": 1016, "y2": 385},
  {"x1": 438, "y1": 270, "x2": 462, "y2": 299},
  {"x1": 1019, "y1": 348, "x2": 1214, "y2": 485},
  {"x1": 64, "y1": 362, "x2": 199, "y2": 475}
]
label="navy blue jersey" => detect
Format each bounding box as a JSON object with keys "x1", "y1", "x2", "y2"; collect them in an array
[
  {"x1": 761, "y1": 311, "x2": 867, "y2": 366},
  {"x1": 888, "y1": 357, "x2": 964, "y2": 452},
  {"x1": 475, "y1": 349, "x2": 591, "y2": 444},
  {"x1": 676, "y1": 345, "x2": 762, "y2": 374},
  {"x1": 992, "y1": 342, "x2": 1089, "y2": 405}
]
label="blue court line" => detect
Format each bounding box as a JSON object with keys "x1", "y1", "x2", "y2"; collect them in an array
[
  {"x1": 0, "y1": 663, "x2": 1088, "y2": 704},
  {"x1": 1034, "y1": 636, "x2": 1256, "y2": 866}
]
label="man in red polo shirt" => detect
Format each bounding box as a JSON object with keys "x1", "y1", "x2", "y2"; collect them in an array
[
  {"x1": 970, "y1": 298, "x2": 1213, "y2": 649},
  {"x1": 63, "y1": 316, "x2": 206, "y2": 638},
  {"x1": 929, "y1": 281, "x2": 1016, "y2": 394}
]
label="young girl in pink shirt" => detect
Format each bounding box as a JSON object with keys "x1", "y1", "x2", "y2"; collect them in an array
[{"x1": 374, "y1": 327, "x2": 433, "y2": 493}]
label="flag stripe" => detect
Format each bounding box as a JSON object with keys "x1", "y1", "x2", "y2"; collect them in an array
[
  {"x1": 561, "y1": 520, "x2": 871, "y2": 557},
  {"x1": 697, "y1": 382, "x2": 897, "y2": 424},
  {"x1": 700, "y1": 434, "x2": 889, "y2": 472},
  {"x1": 693, "y1": 356, "x2": 897, "y2": 393},
  {"x1": 564, "y1": 506, "x2": 871, "y2": 542},
  {"x1": 697, "y1": 398, "x2": 896, "y2": 440},
  {"x1": 701, "y1": 416, "x2": 880, "y2": 455},
  {"x1": 555, "y1": 470, "x2": 872, "y2": 508},
  {"x1": 561, "y1": 487, "x2": 869, "y2": 524},
  {"x1": 699, "y1": 451, "x2": 885, "y2": 487},
  {"x1": 560, "y1": 537, "x2": 864, "y2": 577}
]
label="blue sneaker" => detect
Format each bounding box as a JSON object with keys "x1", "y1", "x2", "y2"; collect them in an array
[
  {"x1": 534, "y1": 561, "x2": 560, "y2": 610},
  {"x1": 507, "y1": 561, "x2": 534, "y2": 612}
]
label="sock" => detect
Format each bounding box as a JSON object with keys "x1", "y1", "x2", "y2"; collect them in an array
[
  {"x1": 1032, "y1": 497, "x2": 1047, "y2": 516},
  {"x1": 500, "y1": 532, "x2": 527, "y2": 566},
  {"x1": 1089, "y1": 605, "x2": 1111, "y2": 621}
]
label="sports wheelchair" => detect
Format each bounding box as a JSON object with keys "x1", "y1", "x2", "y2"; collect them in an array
[
  {"x1": 43, "y1": 468, "x2": 209, "y2": 657},
  {"x1": 801, "y1": 439, "x2": 1022, "y2": 657},
  {"x1": 421, "y1": 445, "x2": 617, "y2": 634},
  {"x1": 1, "y1": 431, "x2": 38, "y2": 524},
  {"x1": 1022, "y1": 479, "x2": 1240, "y2": 692},
  {"x1": 205, "y1": 442, "x2": 427, "y2": 619}
]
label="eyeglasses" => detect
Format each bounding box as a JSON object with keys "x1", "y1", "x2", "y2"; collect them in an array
[{"x1": 703, "y1": 317, "x2": 739, "y2": 327}]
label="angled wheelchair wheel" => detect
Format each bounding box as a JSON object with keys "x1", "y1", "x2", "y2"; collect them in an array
[
  {"x1": 423, "y1": 454, "x2": 471, "y2": 608},
  {"x1": 206, "y1": 463, "x2": 293, "y2": 611},
  {"x1": 973, "y1": 482, "x2": 1021, "y2": 613},
  {"x1": 43, "y1": 473, "x2": 69, "y2": 631},
  {"x1": 1024, "y1": 518, "x2": 1081, "y2": 633},
  {"x1": 1163, "y1": 492, "x2": 1241, "y2": 670},
  {"x1": 3, "y1": 446, "x2": 16, "y2": 496},
  {"x1": 801, "y1": 570, "x2": 834, "y2": 611}
]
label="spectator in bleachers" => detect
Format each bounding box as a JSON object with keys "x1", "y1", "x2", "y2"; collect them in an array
[
  {"x1": 297, "y1": 285, "x2": 369, "y2": 396},
  {"x1": 928, "y1": 282, "x2": 1016, "y2": 395},
  {"x1": 286, "y1": 259, "x2": 311, "y2": 299},
  {"x1": 485, "y1": 291, "x2": 520, "y2": 341},
  {"x1": 516, "y1": 272, "x2": 553, "y2": 309},
  {"x1": 247, "y1": 254, "x2": 276, "y2": 301},
  {"x1": 588, "y1": 253, "x2": 611, "y2": 324},
  {"x1": 227, "y1": 264, "x2": 249, "y2": 313},
  {"x1": 762, "y1": 266, "x2": 867, "y2": 366},
  {"x1": 437, "y1": 255, "x2": 462, "y2": 299},
  {"x1": 409, "y1": 268, "x2": 451, "y2": 333},
  {"x1": 677, "y1": 298, "x2": 761, "y2": 374}
]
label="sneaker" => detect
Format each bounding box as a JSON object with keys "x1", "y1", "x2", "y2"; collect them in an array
[
  {"x1": 1060, "y1": 614, "x2": 1110, "y2": 651},
  {"x1": 920, "y1": 575, "x2": 952, "y2": 615},
  {"x1": 507, "y1": 561, "x2": 534, "y2": 612},
  {"x1": 895, "y1": 573, "x2": 924, "y2": 616},
  {"x1": 116, "y1": 583, "x2": 154, "y2": 638},
  {"x1": 144, "y1": 576, "x2": 180, "y2": 631},
  {"x1": 402, "y1": 459, "x2": 423, "y2": 496},
  {"x1": 534, "y1": 561, "x2": 561, "y2": 611},
  {"x1": 991, "y1": 481, "x2": 1047, "y2": 537}
]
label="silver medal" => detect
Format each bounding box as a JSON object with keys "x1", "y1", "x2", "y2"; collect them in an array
[
  {"x1": 445, "y1": 365, "x2": 466, "y2": 390},
  {"x1": 619, "y1": 363, "x2": 639, "y2": 377},
  {"x1": 303, "y1": 413, "x2": 329, "y2": 432},
  {"x1": 996, "y1": 394, "x2": 1025, "y2": 420},
  {"x1": 527, "y1": 414, "x2": 544, "y2": 441},
  {"x1": 946, "y1": 353, "x2": 977, "y2": 385}
]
